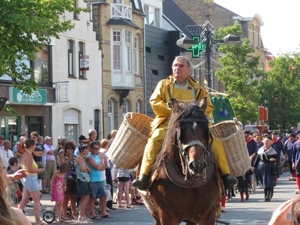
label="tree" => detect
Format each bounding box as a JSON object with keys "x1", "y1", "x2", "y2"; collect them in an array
[
  {"x1": 214, "y1": 22, "x2": 264, "y2": 125},
  {"x1": 0, "y1": 0, "x2": 84, "y2": 93},
  {"x1": 258, "y1": 51, "x2": 300, "y2": 131}
]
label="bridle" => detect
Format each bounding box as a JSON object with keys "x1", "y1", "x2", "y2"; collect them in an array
[{"x1": 175, "y1": 117, "x2": 212, "y2": 180}]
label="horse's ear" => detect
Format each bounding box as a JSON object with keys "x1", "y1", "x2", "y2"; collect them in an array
[
  {"x1": 199, "y1": 97, "x2": 207, "y2": 111},
  {"x1": 170, "y1": 98, "x2": 180, "y2": 112}
]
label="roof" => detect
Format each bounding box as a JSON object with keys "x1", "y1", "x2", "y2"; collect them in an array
[
  {"x1": 163, "y1": 0, "x2": 198, "y2": 37},
  {"x1": 106, "y1": 19, "x2": 140, "y2": 29}
]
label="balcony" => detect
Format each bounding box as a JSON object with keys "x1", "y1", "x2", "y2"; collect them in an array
[{"x1": 111, "y1": 3, "x2": 132, "y2": 21}]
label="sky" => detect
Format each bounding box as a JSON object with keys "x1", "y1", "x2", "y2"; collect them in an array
[{"x1": 214, "y1": 0, "x2": 300, "y2": 56}]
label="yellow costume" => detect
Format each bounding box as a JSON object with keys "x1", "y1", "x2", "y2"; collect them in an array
[{"x1": 140, "y1": 74, "x2": 230, "y2": 176}]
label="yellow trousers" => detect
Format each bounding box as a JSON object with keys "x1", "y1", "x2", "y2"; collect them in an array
[{"x1": 140, "y1": 125, "x2": 230, "y2": 176}]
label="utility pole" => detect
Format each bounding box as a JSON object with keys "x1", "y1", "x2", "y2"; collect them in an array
[{"x1": 205, "y1": 28, "x2": 212, "y2": 88}]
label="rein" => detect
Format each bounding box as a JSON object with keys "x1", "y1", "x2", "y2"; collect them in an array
[{"x1": 175, "y1": 117, "x2": 212, "y2": 180}]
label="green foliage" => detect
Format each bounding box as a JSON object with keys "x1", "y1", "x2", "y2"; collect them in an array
[
  {"x1": 215, "y1": 22, "x2": 264, "y2": 125},
  {"x1": 258, "y1": 52, "x2": 300, "y2": 130},
  {"x1": 0, "y1": 0, "x2": 85, "y2": 94}
]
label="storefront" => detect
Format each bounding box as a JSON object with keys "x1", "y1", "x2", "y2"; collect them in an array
[{"x1": 0, "y1": 86, "x2": 53, "y2": 146}]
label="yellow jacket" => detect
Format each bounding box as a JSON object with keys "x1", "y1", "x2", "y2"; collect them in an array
[{"x1": 150, "y1": 74, "x2": 214, "y2": 130}]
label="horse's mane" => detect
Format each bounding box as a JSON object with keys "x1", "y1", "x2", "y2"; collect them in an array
[{"x1": 152, "y1": 101, "x2": 209, "y2": 172}]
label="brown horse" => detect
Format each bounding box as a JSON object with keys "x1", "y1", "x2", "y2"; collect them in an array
[{"x1": 139, "y1": 98, "x2": 223, "y2": 225}]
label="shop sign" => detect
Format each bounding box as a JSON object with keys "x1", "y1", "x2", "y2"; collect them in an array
[
  {"x1": 9, "y1": 87, "x2": 47, "y2": 104},
  {"x1": 80, "y1": 55, "x2": 89, "y2": 71}
]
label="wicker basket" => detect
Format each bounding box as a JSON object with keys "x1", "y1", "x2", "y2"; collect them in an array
[
  {"x1": 107, "y1": 112, "x2": 153, "y2": 170},
  {"x1": 210, "y1": 120, "x2": 251, "y2": 177}
]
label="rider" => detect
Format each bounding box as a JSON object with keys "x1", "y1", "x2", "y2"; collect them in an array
[{"x1": 132, "y1": 56, "x2": 238, "y2": 190}]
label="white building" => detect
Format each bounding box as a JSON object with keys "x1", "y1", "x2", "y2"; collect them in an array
[{"x1": 51, "y1": 1, "x2": 103, "y2": 145}]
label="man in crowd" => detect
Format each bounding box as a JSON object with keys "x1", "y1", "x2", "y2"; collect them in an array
[
  {"x1": 0, "y1": 140, "x2": 14, "y2": 170},
  {"x1": 44, "y1": 136, "x2": 56, "y2": 189}
]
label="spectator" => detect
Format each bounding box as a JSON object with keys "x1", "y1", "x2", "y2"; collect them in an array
[
  {"x1": 50, "y1": 163, "x2": 69, "y2": 223},
  {"x1": 75, "y1": 143, "x2": 92, "y2": 222},
  {"x1": 31, "y1": 132, "x2": 47, "y2": 193},
  {"x1": 86, "y1": 141, "x2": 111, "y2": 219},
  {"x1": 59, "y1": 141, "x2": 77, "y2": 220},
  {"x1": 44, "y1": 136, "x2": 56, "y2": 189},
  {"x1": 0, "y1": 140, "x2": 14, "y2": 170},
  {"x1": 6, "y1": 157, "x2": 20, "y2": 206},
  {"x1": 0, "y1": 157, "x2": 31, "y2": 225},
  {"x1": 115, "y1": 165, "x2": 132, "y2": 208},
  {"x1": 17, "y1": 138, "x2": 45, "y2": 225},
  {"x1": 88, "y1": 129, "x2": 97, "y2": 142},
  {"x1": 55, "y1": 138, "x2": 69, "y2": 169},
  {"x1": 74, "y1": 135, "x2": 87, "y2": 156},
  {"x1": 13, "y1": 134, "x2": 26, "y2": 162},
  {"x1": 0, "y1": 134, "x2": 4, "y2": 150},
  {"x1": 100, "y1": 139, "x2": 116, "y2": 210}
]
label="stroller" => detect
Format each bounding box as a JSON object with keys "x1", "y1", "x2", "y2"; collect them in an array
[{"x1": 18, "y1": 178, "x2": 55, "y2": 224}]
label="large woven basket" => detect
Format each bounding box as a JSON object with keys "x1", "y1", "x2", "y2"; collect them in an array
[
  {"x1": 107, "y1": 112, "x2": 153, "y2": 170},
  {"x1": 210, "y1": 120, "x2": 251, "y2": 177}
]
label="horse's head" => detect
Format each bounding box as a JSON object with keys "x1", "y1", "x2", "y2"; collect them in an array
[{"x1": 170, "y1": 97, "x2": 210, "y2": 179}]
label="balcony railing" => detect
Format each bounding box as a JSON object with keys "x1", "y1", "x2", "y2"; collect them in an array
[{"x1": 111, "y1": 3, "x2": 132, "y2": 20}]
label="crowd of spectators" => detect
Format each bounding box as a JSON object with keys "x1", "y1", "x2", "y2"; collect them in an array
[{"x1": 0, "y1": 129, "x2": 143, "y2": 224}]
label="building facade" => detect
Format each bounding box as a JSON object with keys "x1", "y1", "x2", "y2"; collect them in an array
[
  {"x1": 51, "y1": 0, "x2": 102, "y2": 144},
  {"x1": 91, "y1": 0, "x2": 145, "y2": 138}
]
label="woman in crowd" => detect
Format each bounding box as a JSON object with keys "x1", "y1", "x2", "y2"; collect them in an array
[
  {"x1": 0, "y1": 157, "x2": 31, "y2": 225},
  {"x1": 59, "y1": 141, "x2": 78, "y2": 220},
  {"x1": 115, "y1": 165, "x2": 132, "y2": 208},
  {"x1": 75, "y1": 143, "x2": 92, "y2": 222},
  {"x1": 18, "y1": 138, "x2": 46, "y2": 225},
  {"x1": 100, "y1": 139, "x2": 115, "y2": 210},
  {"x1": 253, "y1": 137, "x2": 278, "y2": 202}
]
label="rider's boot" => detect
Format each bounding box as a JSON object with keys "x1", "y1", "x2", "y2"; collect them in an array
[
  {"x1": 221, "y1": 174, "x2": 238, "y2": 188},
  {"x1": 132, "y1": 174, "x2": 149, "y2": 190}
]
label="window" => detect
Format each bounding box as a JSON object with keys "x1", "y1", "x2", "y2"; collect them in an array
[
  {"x1": 78, "y1": 42, "x2": 85, "y2": 78},
  {"x1": 255, "y1": 26, "x2": 259, "y2": 48},
  {"x1": 108, "y1": 99, "x2": 115, "y2": 132},
  {"x1": 122, "y1": 100, "x2": 128, "y2": 116},
  {"x1": 113, "y1": 31, "x2": 121, "y2": 70},
  {"x1": 249, "y1": 24, "x2": 254, "y2": 46},
  {"x1": 1, "y1": 47, "x2": 51, "y2": 84},
  {"x1": 133, "y1": 0, "x2": 140, "y2": 10},
  {"x1": 68, "y1": 40, "x2": 74, "y2": 77},
  {"x1": 125, "y1": 30, "x2": 131, "y2": 71},
  {"x1": 134, "y1": 36, "x2": 140, "y2": 74},
  {"x1": 136, "y1": 100, "x2": 141, "y2": 113},
  {"x1": 144, "y1": 4, "x2": 159, "y2": 27},
  {"x1": 74, "y1": 0, "x2": 79, "y2": 20},
  {"x1": 34, "y1": 46, "x2": 50, "y2": 84},
  {"x1": 64, "y1": 108, "x2": 79, "y2": 141}
]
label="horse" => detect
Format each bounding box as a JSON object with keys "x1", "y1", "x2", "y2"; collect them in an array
[{"x1": 139, "y1": 97, "x2": 223, "y2": 225}]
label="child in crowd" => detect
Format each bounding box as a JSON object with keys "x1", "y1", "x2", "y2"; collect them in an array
[
  {"x1": 50, "y1": 163, "x2": 70, "y2": 222},
  {"x1": 237, "y1": 174, "x2": 250, "y2": 202},
  {"x1": 7, "y1": 157, "x2": 20, "y2": 206}
]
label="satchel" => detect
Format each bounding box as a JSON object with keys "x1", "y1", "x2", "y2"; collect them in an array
[{"x1": 271, "y1": 163, "x2": 283, "y2": 176}]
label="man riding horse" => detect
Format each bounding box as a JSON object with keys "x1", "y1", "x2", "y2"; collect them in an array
[{"x1": 133, "y1": 56, "x2": 238, "y2": 190}]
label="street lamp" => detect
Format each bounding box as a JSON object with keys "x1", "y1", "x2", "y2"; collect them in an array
[{"x1": 176, "y1": 21, "x2": 241, "y2": 88}]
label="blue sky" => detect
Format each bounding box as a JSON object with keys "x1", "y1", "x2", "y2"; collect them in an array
[{"x1": 214, "y1": 0, "x2": 299, "y2": 56}]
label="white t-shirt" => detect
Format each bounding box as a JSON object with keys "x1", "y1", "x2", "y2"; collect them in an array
[{"x1": 0, "y1": 149, "x2": 14, "y2": 170}]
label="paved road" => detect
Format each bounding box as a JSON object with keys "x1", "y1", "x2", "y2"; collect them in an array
[{"x1": 26, "y1": 171, "x2": 296, "y2": 224}]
